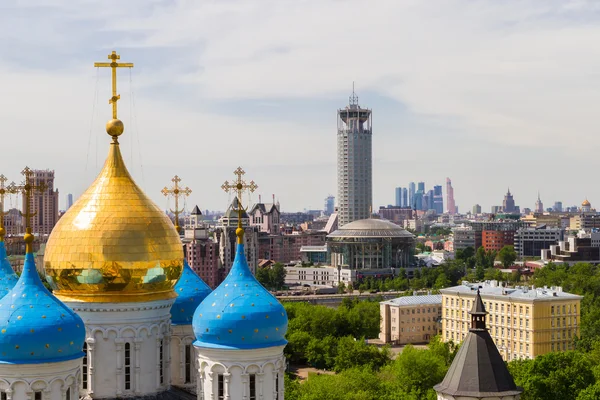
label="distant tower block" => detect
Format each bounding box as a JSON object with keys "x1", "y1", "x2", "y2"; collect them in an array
[{"x1": 337, "y1": 84, "x2": 372, "y2": 227}]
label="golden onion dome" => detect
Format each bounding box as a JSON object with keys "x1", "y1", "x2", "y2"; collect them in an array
[
  {"x1": 44, "y1": 133, "x2": 183, "y2": 303},
  {"x1": 582, "y1": 199, "x2": 591, "y2": 207}
]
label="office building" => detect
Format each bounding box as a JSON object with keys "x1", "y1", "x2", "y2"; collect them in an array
[
  {"x1": 378, "y1": 206, "x2": 413, "y2": 224},
  {"x1": 553, "y1": 201, "x2": 563, "y2": 212},
  {"x1": 468, "y1": 220, "x2": 522, "y2": 251},
  {"x1": 472, "y1": 204, "x2": 481, "y2": 214},
  {"x1": 22, "y1": 169, "x2": 59, "y2": 235},
  {"x1": 441, "y1": 280, "x2": 582, "y2": 361},
  {"x1": 408, "y1": 182, "x2": 416, "y2": 209},
  {"x1": 379, "y1": 294, "x2": 442, "y2": 345},
  {"x1": 514, "y1": 226, "x2": 563, "y2": 258},
  {"x1": 66, "y1": 193, "x2": 73, "y2": 210},
  {"x1": 395, "y1": 187, "x2": 402, "y2": 207},
  {"x1": 570, "y1": 213, "x2": 600, "y2": 230},
  {"x1": 541, "y1": 236, "x2": 600, "y2": 264},
  {"x1": 337, "y1": 88, "x2": 372, "y2": 226},
  {"x1": 445, "y1": 178, "x2": 456, "y2": 215},
  {"x1": 324, "y1": 195, "x2": 335, "y2": 216},
  {"x1": 452, "y1": 226, "x2": 476, "y2": 251},
  {"x1": 433, "y1": 185, "x2": 443, "y2": 214},
  {"x1": 402, "y1": 188, "x2": 408, "y2": 209}
]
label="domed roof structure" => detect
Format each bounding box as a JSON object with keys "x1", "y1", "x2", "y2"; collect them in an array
[
  {"x1": 193, "y1": 238, "x2": 287, "y2": 350},
  {"x1": 0, "y1": 241, "x2": 17, "y2": 299},
  {"x1": 0, "y1": 252, "x2": 85, "y2": 363},
  {"x1": 43, "y1": 135, "x2": 183, "y2": 303},
  {"x1": 582, "y1": 199, "x2": 591, "y2": 207},
  {"x1": 171, "y1": 259, "x2": 211, "y2": 325},
  {"x1": 328, "y1": 218, "x2": 414, "y2": 238}
]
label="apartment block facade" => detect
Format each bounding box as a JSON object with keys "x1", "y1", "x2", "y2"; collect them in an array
[
  {"x1": 441, "y1": 281, "x2": 581, "y2": 361},
  {"x1": 379, "y1": 294, "x2": 442, "y2": 345}
]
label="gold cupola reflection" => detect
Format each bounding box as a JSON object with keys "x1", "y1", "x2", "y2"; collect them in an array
[{"x1": 44, "y1": 51, "x2": 183, "y2": 303}]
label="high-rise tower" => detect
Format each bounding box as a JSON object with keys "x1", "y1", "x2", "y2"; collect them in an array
[
  {"x1": 21, "y1": 169, "x2": 58, "y2": 235},
  {"x1": 446, "y1": 178, "x2": 456, "y2": 215},
  {"x1": 337, "y1": 86, "x2": 372, "y2": 227}
]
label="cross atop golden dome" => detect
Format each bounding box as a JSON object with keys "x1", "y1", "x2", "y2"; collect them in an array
[
  {"x1": 94, "y1": 51, "x2": 134, "y2": 141},
  {"x1": 43, "y1": 51, "x2": 183, "y2": 303}
]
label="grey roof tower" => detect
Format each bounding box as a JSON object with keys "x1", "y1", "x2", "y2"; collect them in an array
[
  {"x1": 337, "y1": 84, "x2": 372, "y2": 227},
  {"x1": 434, "y1": 290, "x2": 523, "y2": 400}
]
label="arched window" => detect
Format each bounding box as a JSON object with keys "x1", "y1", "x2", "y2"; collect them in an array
[
  {"x1": 249, "y1": 374, "x2": 256, "y2": 400},
  {"x1": 159, "y1": 339, "x2": 165, "y2": 385},
  {"x1": 34, "y1": 392, "x2": 42, "y2": 400},
  {"x1": 125, "y1": 343, "x2": 132, "y2": 391},
  {"x1": 217, "y1": 374, "x2": 224, "y2": 400},
  {"x1": 82, "y1": 342, "x2": 88, "y2": 390},
  {"x1": 185, "y1": 344, "x2": 192, "y2": 384}
]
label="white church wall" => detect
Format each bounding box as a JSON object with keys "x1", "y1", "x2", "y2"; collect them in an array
[
  {"x1": 170, "y1": 324, "x2": 197, "y2": 391},
  {"x1": 195, "y1": 345, "x2": 285, "y2": 400},
  {"x1": 0, "y1": 358, "x2": 80, "y2": 400},
  {"x1": 67, "y1": 299, "x2": 174, "y2": 399}
]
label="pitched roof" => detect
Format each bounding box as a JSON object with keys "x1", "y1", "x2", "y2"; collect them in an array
[
  {"x1": 191, "y1": 205, "x2": 202, "y2": 216},
  {"x1": 434, "y1": 290, "x2": 522, "y2": 397}
]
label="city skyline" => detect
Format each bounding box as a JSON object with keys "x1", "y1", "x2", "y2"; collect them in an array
[{"x1": 1, "y1": 2, "x2": 600, "y2": 212}]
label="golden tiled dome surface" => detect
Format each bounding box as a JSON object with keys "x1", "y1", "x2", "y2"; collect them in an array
[{"x1": 44, "y1": 141, "x2": 183, "y2": 303}]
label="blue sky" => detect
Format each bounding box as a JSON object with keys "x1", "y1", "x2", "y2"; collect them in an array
[{"x1": 1, "y1": 0, "x2": 600, "y2": 213}]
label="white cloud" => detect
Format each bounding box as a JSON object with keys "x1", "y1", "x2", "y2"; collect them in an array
[{"x1": 0, "y1": 0, "x2": 599, "y2": 212}]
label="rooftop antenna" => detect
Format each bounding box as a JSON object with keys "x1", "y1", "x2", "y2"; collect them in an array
[{"x1": 349, "y1": 81, "x2": 359, "y2": 106}]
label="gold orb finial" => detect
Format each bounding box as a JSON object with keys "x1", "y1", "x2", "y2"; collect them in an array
[
  {"x1": 24, "y1": 232, "x2": 33, "y2": 244},
  {"x1": 236, "y1": 227, "x2": 245, "y2": 242},
  {"x1": 106, "y1": 119, "x2": 124, "y2": 139},
  {"x1": 0, "y1": 227, "x2": 5, "y2": 239}
]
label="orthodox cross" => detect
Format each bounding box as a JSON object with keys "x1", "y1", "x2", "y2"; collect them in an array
[
  {"x1": 161, "y1": 175, "x2": 192, "y2": 233},
  {"x1": 94, "y1": 51, "x2": 134, "y2": 120},
  {"x1": 8, "y1": 167, "x2": 47, "y2": 252},
  {"x1": 9, "y1": 167, "x2": 47, "y2": 234},
  {"x1": 221, "y1": 167, "x2": 258, "y2": 226},
  {"x1": 0, "y1": 175, "x2": 15, "y2": 240},
  {"x1": 221, "y1": 167, "x2": 258, "y2": 205}
]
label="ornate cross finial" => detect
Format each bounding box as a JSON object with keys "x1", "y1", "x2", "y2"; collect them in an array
[
  {"x1": 161, "y1": 175, "x2": 192, "y2": 234},
  {"x1": 94, "y1": 51, "x2": 134, "y2": 141},
  {"x1": 0, "y1": 175, "x2": 15, "y2": 242},
  {"x1": 8, "y1": 167, "x2": 47, "y2": 253},
  {"x1": 221, "y1": 167, "x2": 258, "y2": 243}
]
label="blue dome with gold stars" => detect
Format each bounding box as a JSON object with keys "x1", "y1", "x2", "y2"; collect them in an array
[
  {"x1": 193, "y1": 243, "x2": 288, "y2": 349},
  {"x1": 0, "y1": 242, "x2": 18, "y2": 299},
  {"x1": 0, "y1": 253, "x2": 86, "y2": 364},
  {"x1": 171, "y1": 259, "x2": 211, "y2": 325}
]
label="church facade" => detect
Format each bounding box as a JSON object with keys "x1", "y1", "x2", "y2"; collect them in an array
[{"x1": 0, "y1": 51, "x2": 287, "y2": 400}]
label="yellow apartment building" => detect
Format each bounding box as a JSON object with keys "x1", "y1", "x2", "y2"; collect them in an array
[
  {"x1": 440, "y1": 281, "x2": 582, "y2": 361},
  {"x1": 379, "y1": 294, "x2": 442, "y2": 344}
]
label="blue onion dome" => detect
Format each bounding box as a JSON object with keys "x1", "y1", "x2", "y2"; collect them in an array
[
  {"x1": 193, "y1": 242, "x2": 288, "y2": 349},
  {"x1": 0, "y1": 252, "x2": 86, "y2": 364},
  {"x1": 171, "y1": 259, "x2": 212, "y2": 325},
  {"x1": 0, "y1": 241, "x2": 18, "y2": 299}
]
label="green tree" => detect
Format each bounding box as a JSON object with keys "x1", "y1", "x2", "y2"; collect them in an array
[
  {"x1": 333, "y1": 336, "x2": 391, "y2": 372},
  {"x1": 508, "y1": 351, "x2": 595, "y2": 400},
  {"x1": 256, "y1": 267, "x2": 271, "y2": 288},
  {"x1": 498, "y1": 245, "x2": 517, "y2": 268},
  {"x1": 434, "y1": 273, "x2": 450, "y2": 290},
  {"x1": 306, "y1": 336, "x2": 338, "y2": 369},
  {"x1": 269, "y1": 262, "x2": 286, "y2": 289}
]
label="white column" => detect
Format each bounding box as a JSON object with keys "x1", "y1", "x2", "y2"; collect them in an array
[
  {"x1": 134, "y1": 338, "x2": 143, "y2": 394},
  {"x1": 178, "y1": 340, "x2": 186, "y2": 385},
  {"x1": 115, "y1": 338, "x2": 124, "y2": 396},
  {"x1": 240, "y1": 373, "x2": 249, "y2": 400},
  {"x1": 271, "y1": 370, "x2": 277, "y2": 400},
  {"x1": 5, "y1": 388, "x2": 13, "y2": 400},
  {"x1": 165, "y1": 335, "x2": 172, "y2": 387},
  {"x1": 257, "y1": 372, "x2": 264, "y2": 400},
  {"x1": 223, "y1": 373, "x2": 231, "y2": 400},
  {"x1": 86, "y1": 338, "x2": 95, "y2": 397},
  {"x1": 156, "y1": 336, "x2": 162, "y2": 388}
]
